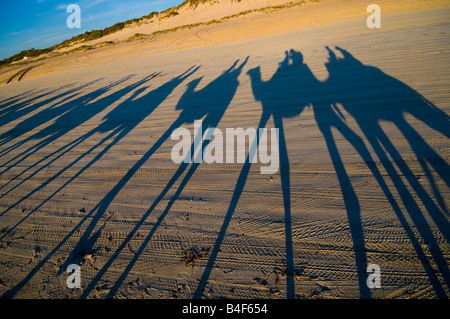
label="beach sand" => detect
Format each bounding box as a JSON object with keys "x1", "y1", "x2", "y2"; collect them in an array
[{"x1": 0, "y1": 0, "x2": 449, "y2": 299}]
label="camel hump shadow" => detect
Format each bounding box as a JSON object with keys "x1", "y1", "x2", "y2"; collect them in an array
[
  {"x1": 324, "y1": 46, "x2": 450, "y2": 138},
  {"x1": 247, "y1": 49, "x2": 321, "y2": 120},
  {"x1": 176, "y1": 57, "x2": 249, "y2": 125}
]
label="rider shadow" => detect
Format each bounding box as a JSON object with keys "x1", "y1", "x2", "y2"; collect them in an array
[
  {"x1": 194, "y1": 50, "x2": 310, "y2": 299},
  {"x1": 326, "y1": 46, "x2": 449, "y2": 216}
]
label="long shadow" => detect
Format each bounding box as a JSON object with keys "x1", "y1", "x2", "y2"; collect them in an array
[
  {"x1": 0, "y1": 88, "x2": 42, "y2": 112},
  {"x1": 76, "y1": 58, "x2": 248, "y2": 298},
  {"x1": 0, "y1": 74, "x2": 143, "y2": 218},
  {"x1": 0, "y1": 69, "x2": 190, "y2": 224},
  {"x1": 297, "y1": 46, "x2": 449, "y2": 298},
  {"x1": 322, "y1": 46, "x2": 450, "y2": 295},
  {"x1": 195, "y1": 51, "x2": 310, "y2": 299},
  {"x1": 0, "y1": 77, "x2": 118, "y2": 186},
  {"x1": 0, "y1": 76, "x2": 147, "y2": 198},
  {"x1": 193, "y1": 114, "x2": 270, "y2": 299},
  {"x1": 0, "y1": 73, "x2": 164, "y2": 235},
  {"x1": 56, "y1": 66, "x2": 200, "y2": 271},
  {"x1": 1, "y1": 67, "x2": 199, "y2": 298},
  {"x1": 0, "y1": 79, "x2": 104, "y2": 157},
  {"x1": 290, "y1": 49, "x2": 372, "y2": 298},
  {"x1": 0, "y1": 84, "x2": 74, "y2": 126}
]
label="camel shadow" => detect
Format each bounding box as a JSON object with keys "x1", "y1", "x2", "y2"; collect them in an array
[
  {"x1": 195, "y1": 48, "x2": 449, "y2": 299},
  {"x1": 195, "y1": 50, "x2": 309, "y2": 299},
  {"x1": 319, "y1": 46, "x2": 450, "y2": 297},
  {"x1": 83, "y1": 58, "x2": 249, "y2": 298}
]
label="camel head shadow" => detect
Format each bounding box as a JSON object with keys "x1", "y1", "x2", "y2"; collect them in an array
[{"x1": 175, "y1": 57, "x2": 249, "y2": 125}]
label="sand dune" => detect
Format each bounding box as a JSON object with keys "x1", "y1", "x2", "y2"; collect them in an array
[
  {"x1": 1, "y1": 0, "x2": 448, "y2": 84},
  {"x1": 0, "y1": 0, "x2": 449, "y2": 299}
]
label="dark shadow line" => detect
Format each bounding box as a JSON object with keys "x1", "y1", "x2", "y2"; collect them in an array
[
  {"x1": 324, "y1": 45, "x2": 449, "y2": 297},
  {"x1": 396, "y1": 117, "x2": 450, "y2": 213},
  {"x1": 0, "y1": 197, "x2": 105, "y2": 299},
  {"x1": 0, "y1": 76, "x2": 129, "y2": 176},
  {"x1": 90, "y1": 148, "x2": 193, "y2": 299},
  {"x1": 56, "y1": 66, "x2": 200, "y2": 278},
  {"x1": 0, "y1": 127, "x2": 122, "y2": 241},
  {"x1": 315, "y1": 112, "x2": 371, "y2": 299},
  {"x1": 0, "y1": 74, "x2": 157, "y2": 194},
  {"x1": 0, "y1": 73, "x2": 157, "y2": 201},
  {"x1": 0, "y1": 78, "x2": 105, "y2": 155},
  {"x1": 0, "y1": 74, "x2": 155, "y2": 220},
  {"x1": 370, "y1": 126, "x2": 450, "y2": 290},
  {"x1": 343, "y1": 120, "x2": 448, "y2": 297},
  {"x1": 0, "y1": 129, "x2": 95, "y2": 197},
  {"x1": 0, "y1": 130, "x2": 96, "y2": 217},
  {"x1": 104, "y1": 115, "x2": 230, "y2": 297},
  {"x1": 273, "y1": 115, "x2": 295, "y2": 298},
  {"x1": 1, "y1": 68, "x2": 198, "y2": 297},
  {"x1": 418, "y1": 157, "x2": 448, "y2": 217},
  {"x1": 58, "y1": 118, "x2": 185, "y2": 275},
  {"x1": 1, "y1": 118, "x2": 183, "y2": 299},
  {"x1": 75, "y1": 117, "x2": 186, "y2": 297},
  {"x1": 0, "y1": 84, "x2": 74, "y2": 126},
  {"x1": 0, "y1": 88, "x2": 41, "y2": 110},
  {"x1": 366, "y1": 131, "x2": 449, "y2": 297}
]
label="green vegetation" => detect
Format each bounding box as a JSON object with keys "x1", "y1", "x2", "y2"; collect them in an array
[
  {"x1": 125, "y1": 33, "x2": 148, "y2": 42},
  {"x1": 152, "y1": 0, "x2": 316, "y2": 36},
  {"x1": 0, "y1": 47, "x2": 53, "y2": 67},
  {"x1": 160, "y1": 9, "x2": 180, "y2": 19},
  {"x1": 0, "y1": 16, "x2": 143, "y2": 67},
  {"x1": 183, "y1": 0, "x2": 218, "y2": 8},
  {"x1": 142, "y1": 11, "x2": 159, "y2": 20}
]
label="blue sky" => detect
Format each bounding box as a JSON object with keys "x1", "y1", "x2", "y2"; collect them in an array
[{"x1": 0, "y1": 0, "x2": 185, "y2": 60}]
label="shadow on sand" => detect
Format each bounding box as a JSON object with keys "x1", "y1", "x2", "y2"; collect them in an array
[
  {"x1": 195, "y1": 47, "x2": 449, "y2": 299},
  {"x1": 1, "y1": 47, "x2": 448, "y2": 299}
]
